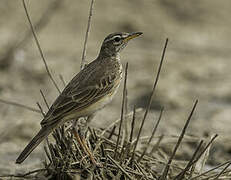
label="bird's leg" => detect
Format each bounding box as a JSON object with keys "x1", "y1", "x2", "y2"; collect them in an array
[
  {"x1": 72, "y1": 127, "x2": 99, "y2": 166},
  {"x1": 81, "y1": 136, "x2": 102, "y2": 167},
  {"x1": 72, "y1": 116, "x2": 101, "y2": 167},
  {"x1": 82, "y1": 114, "x2": 103, "y2": 166}
]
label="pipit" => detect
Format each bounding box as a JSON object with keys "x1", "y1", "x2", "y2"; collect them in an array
[{"x1": 16, "y1": 32, "x2": 142, "y2": 164}]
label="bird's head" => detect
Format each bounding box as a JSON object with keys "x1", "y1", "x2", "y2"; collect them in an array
[{"x1": 99, "y1": 32, "x2": 143, "y2": 57}]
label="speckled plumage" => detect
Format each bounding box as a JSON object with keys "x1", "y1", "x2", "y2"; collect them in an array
[{"x1": 16, "y1": 32, "x2": 142, "y2": 164}]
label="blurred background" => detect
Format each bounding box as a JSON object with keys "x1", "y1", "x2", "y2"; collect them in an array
[{"x1": 0, "y1": 0, "x2": 231, "y2": 174}]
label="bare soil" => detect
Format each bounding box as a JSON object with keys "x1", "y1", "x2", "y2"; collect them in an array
[{"x1": 0, "y1": 0, "x2": 231, "y2": 175}]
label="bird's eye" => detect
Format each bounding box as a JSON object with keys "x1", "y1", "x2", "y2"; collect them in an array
[{"x1": 114, "y1": 37, "x2": 121, "y2": 42}]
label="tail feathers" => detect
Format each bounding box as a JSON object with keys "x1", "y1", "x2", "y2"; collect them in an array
[{"x1": 16, "y1": 127, "x2": 52, "y2": 164}]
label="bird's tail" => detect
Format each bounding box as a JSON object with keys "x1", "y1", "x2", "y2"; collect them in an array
[{"x1": 16, "y1": 126, "x2": 52, "y2": 164}]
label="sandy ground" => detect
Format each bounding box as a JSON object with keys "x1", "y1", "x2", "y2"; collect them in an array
[{"x1": 0, "y1": 0, "x2": 231, "y2": 175}]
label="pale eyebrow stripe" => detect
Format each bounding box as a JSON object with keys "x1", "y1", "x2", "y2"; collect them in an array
[{"x1": 104, "y1": 35, "x2": 121, "y2": 42}]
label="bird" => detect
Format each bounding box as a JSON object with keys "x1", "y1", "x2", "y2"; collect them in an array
[{"x1": 16, "y1": 32, "x2": 143, "y2": 164}]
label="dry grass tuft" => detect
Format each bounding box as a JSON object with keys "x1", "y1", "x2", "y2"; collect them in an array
[{"x1": 33, "y1": 111, "x2": 230, "y2": 180}]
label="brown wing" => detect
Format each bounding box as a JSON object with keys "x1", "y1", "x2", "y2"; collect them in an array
[{"x1": 40, "y1": 72, "x2": 118, "y2": 127}]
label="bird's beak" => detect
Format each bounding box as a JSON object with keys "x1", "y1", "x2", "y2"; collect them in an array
[{"x1": 123, "y1": 32, "x2": 143, "y2": 42}]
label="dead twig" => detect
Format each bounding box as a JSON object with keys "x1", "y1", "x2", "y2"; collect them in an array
[
  {"x1": 129, "y1": 105, "x2": 136, "y2": 143},
  {"x1": 0, "y1": 0, "x2": 62, "y2": 69},
  {"x1": 159, "y1": 99, "x2": 198, "y2": 180},
  {"x1": 40, "y1": 89, "x2": 49, "y2": 110},
  {"x1": 0, "y1": 98, "x2": 40, "y2": 113},
  {"x1": 174, "y1": 140, "x2": 204, "y2": 180},
  {"x1": 114, "y1": 62, "x2": 128, "y2": 158},
  {"x1": 190, "y1": 160, "x2": 231, "y2": 180},
  {"x1": 214, "y1": 161, "x2": 231, "y2": 179},
  {"x1": 36, "y1": 102, "x2": 45, "y2": 117},
  {"x1": 80, "y1": 0, "x2": 95, "y2": 70},
  {"x1": 22, "y1": 0, "x2": 61, "y2": 94},
  {"x1": 107, "y1": 155, "x2": 133, "y2": 180},
  {"x1": 138, "y1": 108, "x2": 164, "y2": 162},
  {"x1": 131, "y1": 38, "x2": 168, "y2": 163}
]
